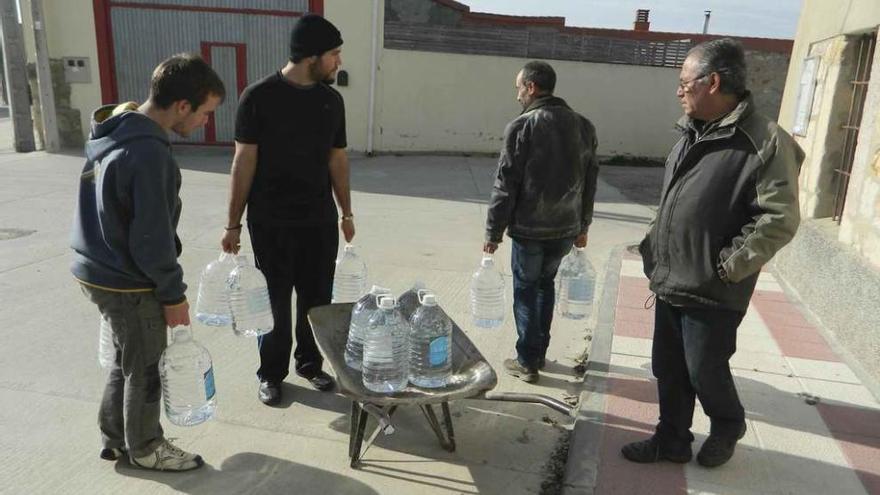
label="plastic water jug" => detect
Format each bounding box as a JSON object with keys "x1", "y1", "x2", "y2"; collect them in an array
[
  {"x1": 98, "y1": 315, "x2": 115, "y2": 369},
  {"x1": 408, "y1": 292, "x2": 452, "y2": 388},
  {"x1": 227, "y1": 255, "x2": 274, "y2": 337},
  {"x1": 362, "y1": 296, "x2": 410, "y2": 393},
  {"x1": 345, "y1": 285, "x2": 392, "y2": 370},
  {"x1": 158, "y1": 325, "x2": 216, "y2": 426},
  {"x1": 470, "y1": 254, "x2": 505, "y2": 328},
  {"x1": 333, "y1": 244, "x2": 367, "y2": 303},
  {"x1": 556, "y1": 247, "x2": 595, "y2": 320},
  {"x1": 195, "y1": 252, "x2": 235, "y2": 326}
]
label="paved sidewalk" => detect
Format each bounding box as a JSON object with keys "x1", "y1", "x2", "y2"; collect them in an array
[{"x1": 563, "y1": 249, "x2": 880, "y2": 495}]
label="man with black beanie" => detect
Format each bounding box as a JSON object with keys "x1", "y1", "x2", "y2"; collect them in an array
[{"x1": 221, "y1": 14, "x2": 352, "y2": 406}]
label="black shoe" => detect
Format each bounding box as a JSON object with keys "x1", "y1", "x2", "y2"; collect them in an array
[
  {"x1": 504, "y1": 358, "x2": 538, "y2": 383},
  {"x1": 697, "y1": 423, "x2": 746, "y2": 468},
  {"x1": 99, "y1": 447, "x2": 126, "y2": 461},
  {"x1": 258, "y1": 380, "x2": 282, "y2": 406},
  {"x1": 298, "y1": 370, "x2": 335, "y2": 392},
  {"x1": 621, "y1": 436, "x2": 692, "y2": 464}
]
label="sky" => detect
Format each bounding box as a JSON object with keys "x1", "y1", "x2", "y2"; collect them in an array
[{"x1": 462, "y1": 0, "x2": 804, "y2": 39}]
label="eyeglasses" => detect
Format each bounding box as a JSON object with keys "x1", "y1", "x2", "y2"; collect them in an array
[{"x1": 678, "y1": 73, "x2": 709, "y2": 91}]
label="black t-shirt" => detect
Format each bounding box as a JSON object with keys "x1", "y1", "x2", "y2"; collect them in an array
[{"x1": 235, "y1": 72, "x2": 347, "y2": 225}]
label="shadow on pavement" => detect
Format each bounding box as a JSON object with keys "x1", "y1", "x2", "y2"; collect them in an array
[{"x1": 114, "y1": 452, "x2": 380, "y2": 495}]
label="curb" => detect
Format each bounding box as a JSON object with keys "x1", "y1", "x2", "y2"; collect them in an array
[{"x1": 561, "y1": 245, "x2": 626, "y2": 494}]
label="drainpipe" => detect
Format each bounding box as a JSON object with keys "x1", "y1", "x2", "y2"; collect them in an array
[{"x1": 366, "y1": 0, "x2": 380, "y2": 156}]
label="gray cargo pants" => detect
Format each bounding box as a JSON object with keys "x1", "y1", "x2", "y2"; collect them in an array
[{"x1": 81, "y1": 285, "x2": 167, "y2": 458}]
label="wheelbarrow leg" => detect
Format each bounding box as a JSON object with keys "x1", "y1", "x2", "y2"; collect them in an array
[
  {"x1": 422, "y1": 404, "x2": 455, "y2": 452},
  {"x1": 441, "y1": 401, "x2": 456, "y2": 451},
  {"x1": 349, "y1": 401, "x2": 369, "y2": 468}
]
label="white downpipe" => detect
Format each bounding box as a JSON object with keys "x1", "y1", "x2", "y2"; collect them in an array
[{"x1": 366, "y1": 0, "x2": 380, "y2": 155}]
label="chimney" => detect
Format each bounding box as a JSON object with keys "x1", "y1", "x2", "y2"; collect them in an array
[
  {"x1": 702, "y1": 10, "x2": 711, "y2": 34},
  {"x1": 634, "y1": 9, "x2": 650, "y2": 32}
]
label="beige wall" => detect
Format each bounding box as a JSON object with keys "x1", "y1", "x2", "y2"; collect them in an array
[
  {"x1": 778, "y1": 0, "x2": 880, "y2": 268},
  {"x1": 20, "y1": 0, "x2": 102, "y2": 139},
  {"x1": 374, "y1": 49, "x2": 684, "y2": 157}
]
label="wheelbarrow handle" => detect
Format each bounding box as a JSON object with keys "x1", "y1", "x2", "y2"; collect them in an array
[{"x1": 482, "y1": 391, "x2": 575, "y2": 417}]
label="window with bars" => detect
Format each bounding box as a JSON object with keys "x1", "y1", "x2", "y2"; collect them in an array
[{"x1": 833, "y1": 33, "x2": 877, "y2": 223}]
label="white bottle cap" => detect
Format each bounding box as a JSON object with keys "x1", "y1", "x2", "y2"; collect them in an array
[
  {"x1": 480, "y1": 256, "x2": 494, "y2": 268},
  {"x1": 377, "y1": 296, "x2": 396, "y2": 309},
  {"x1": 344, "y1": 244, "x2": 355, "y2": 253},
  {"x1": 370, "y1": 285, "x2": 391, "y2": 295},
  {"x1": 421, "y1": 294, "x2": 438, "y2": 306}
]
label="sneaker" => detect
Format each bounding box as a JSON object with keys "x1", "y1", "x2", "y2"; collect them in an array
[
  {"x1": 503, "y1": 358, "x2": 538, "y2": 383},
  {"x1": 697, "y1": 423, "x2": 747, "y2": 468},
  {"x1": 99, "y1": 447, "x2": 126, "y2": 461},
  {"x1": 131, "y1": 439, "x2": 204, "y2": 472},
  {"x1": 621, "y1": 436, "x2": 692, "y2": 463}
]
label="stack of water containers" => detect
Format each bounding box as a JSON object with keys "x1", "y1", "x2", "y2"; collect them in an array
[
  {"x1": 470, "y1": 253, "x2": 505, "y2": 328},
  {"x1": 556, "y1": 246, "x2": 596, "y2": 320},
  {"x1": 346, "y1": 283, "x2": 454, "y2": 393}
]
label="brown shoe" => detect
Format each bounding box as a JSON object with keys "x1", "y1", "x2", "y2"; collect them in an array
[{"x1": 504, "y1": 358, "x2": 538, "y2": 383}]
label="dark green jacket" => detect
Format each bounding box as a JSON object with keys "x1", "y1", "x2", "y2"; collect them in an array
[
  {"x1": 486, "y1": 96, "x2": 599, "y2": 242},
  {"x1": 640, "y1": 95, "x2": 804, "y2": 311}
]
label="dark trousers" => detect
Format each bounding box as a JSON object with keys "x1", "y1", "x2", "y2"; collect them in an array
[
  {"x1": 652, "y1": 298, "x2": 746, "y2": 446},
  {"x1": 81, "y1": 286, "x2": 166, "y2": 458},
  {"x1": 248, "y1": 221, "x2": 338, "y2": 382},
  {"x1": 511, "y1": 236, "x2": 575, "y2": 368}
]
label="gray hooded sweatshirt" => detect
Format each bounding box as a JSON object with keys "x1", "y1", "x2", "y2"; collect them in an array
[{"x1": 70, "y1": 104, "x2": 186, "y2": 305}]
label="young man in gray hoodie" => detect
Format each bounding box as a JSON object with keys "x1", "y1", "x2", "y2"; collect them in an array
[{"x1": 70, "y1": 53, "x2": 224, "y2": 471}]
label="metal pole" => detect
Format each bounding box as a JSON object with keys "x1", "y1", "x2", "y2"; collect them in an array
[
  {"x1": 30, "y1": 0, "x2": 59, "y2": 152},
  {"x1": 0, "y1": 0, "x2": 35, "y2": 152},
  {"x1": 365, "y1": 0, "x2": 380, "y2": 156},
  {"x1": 702, "y1": 10, "x2": 711, "y2": 34}
]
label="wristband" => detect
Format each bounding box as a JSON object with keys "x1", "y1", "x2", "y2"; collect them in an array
[
  {"x1": 224, "y1": 224, "x2": 242, "y2": 231},
  {"x1": 341, "y1": 214, "x2": 354, "y2": 221}
]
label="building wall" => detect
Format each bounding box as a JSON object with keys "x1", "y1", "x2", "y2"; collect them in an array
[
  {"x1": 777, "y1": 0, "x2": 880, "y2": 268},
  {"x1": 20, "y1": 0, "x2": 102, "y2": 142},
  {"x1": 373, "y1": 48, "x2": 685, "y2": 157}
]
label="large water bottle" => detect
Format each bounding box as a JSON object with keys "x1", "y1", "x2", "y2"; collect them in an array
[
  {"x1": 556, "y1": 247, "x2": 595, "y2": 320},
  {"x1": 333, "y1": 244, "x2": 367, "y2": 303},
  {"x1": 345, "y1": 285, "x2": 392, "y2": 371},
  {"x1": 397, "y1": 281, "x2": 427, "y2": 319},
  {"x1": 159, "y1": 326, "x2": 216, "y2": 426},
  {"x1": 227, "y1": 255, "x2": 274, "y2": 337},
  {"x1": 470, "y1": 254, "x2": 505, "y2": 328},
  {"x1": 195, "y1": 252, "x2": 235, "y2": 326},
  {"x1": 408, "y1": 292, "x2": 452, "y2": 388},
  {"x1": 362, "y1": 296, "x2": 410, "y2": 393},
  {"x1": 98, "y1": 315, "x2": 115, "y2": 369}
]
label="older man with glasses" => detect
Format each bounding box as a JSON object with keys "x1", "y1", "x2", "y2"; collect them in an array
[{"x1": 623, "y1": 38, "x2": 804, "y2": 468}]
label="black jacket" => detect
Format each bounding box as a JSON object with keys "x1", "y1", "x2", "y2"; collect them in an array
[
  {"x1": 486, "y1": 96, "x2": 599, "y2": 242},
  {"x1": 640, "y1": 95, "x2": 804, "y2": 311}
]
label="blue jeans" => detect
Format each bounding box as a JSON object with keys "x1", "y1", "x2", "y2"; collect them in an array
[{"x1": 511, "y1": 236, "x2": 575, "y2": 369}]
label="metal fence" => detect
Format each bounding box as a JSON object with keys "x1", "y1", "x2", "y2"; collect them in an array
[{"x1": 384, "y1": 22, "x2": 692, "y2": 68}]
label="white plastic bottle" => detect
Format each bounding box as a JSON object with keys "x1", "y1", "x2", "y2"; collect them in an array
[
  {"x1": 345, "y1": 285, "x2": 392, "y2": 371},
  {"x1": 333, "y1": 244, "x2": 368, "y2": 303},
  {"x1": 159, "y1": 326, "x2": 216, "y2": 426},
  {"x1": 195, "y1": 252, "x2": 236, "y2": 326},
  {"x1": 470, "y1": 254, "x2": 505, "y2": 328},
  {"x1": 98, "y1": 315, "x2": 115, "y2": 369},
  {"x1": 226, "y1": 255, "x2": 274, "y2": 337},
  {"x1": 362, "y1": 296, "x2": 410, "y2": 393},
  {"x1": 556, "y1": 247, "x2": 595, "y2": 320},
  {"x1": 408, "y1": 292, "x2": 452, "y2": 388}
]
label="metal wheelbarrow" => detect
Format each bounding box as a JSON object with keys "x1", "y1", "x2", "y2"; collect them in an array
[{"x1": 308, "y1": 302, "x2": 576, "y2": 468}]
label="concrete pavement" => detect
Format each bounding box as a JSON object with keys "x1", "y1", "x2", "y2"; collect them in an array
[{"x1": 0, "y1": 144, "x2": 653, "y2": 495}]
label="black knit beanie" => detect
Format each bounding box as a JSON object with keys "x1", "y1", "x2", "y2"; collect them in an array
[{"x1": 290, "y1": 14, "x2": 343, "y2": 61}]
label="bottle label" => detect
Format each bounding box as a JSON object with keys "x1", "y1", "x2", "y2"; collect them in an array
[
  {"x1": 204, "y1": 366, "x2": 216, "y2": 401},
  {"x1": 429, "y1": 336, "x2": 449, "y2": 367}
]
